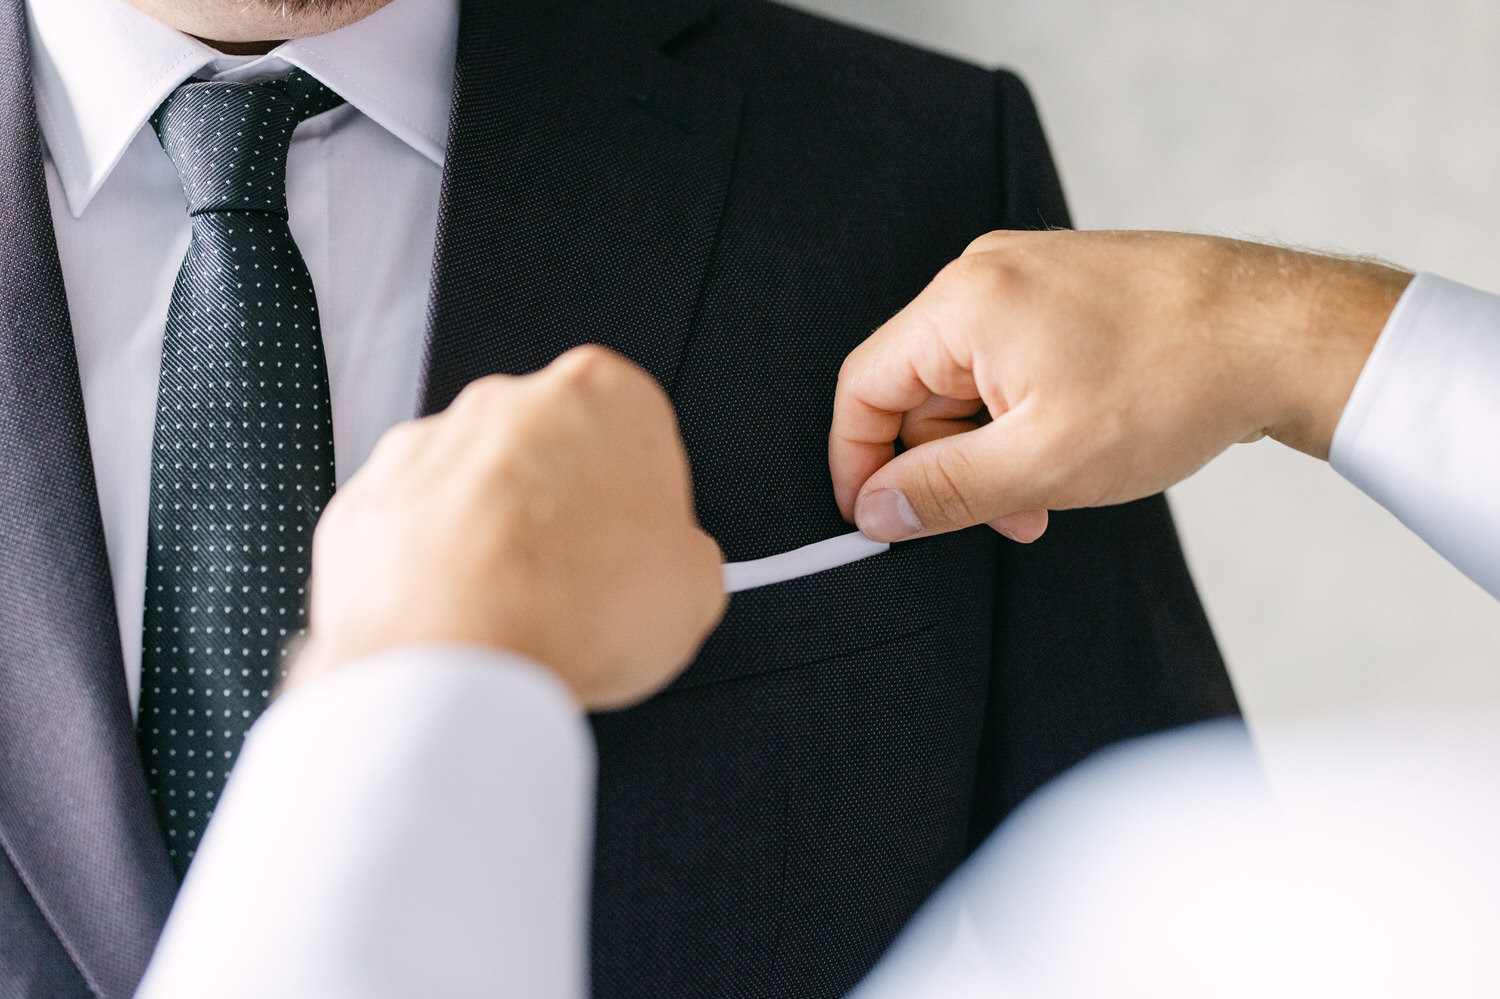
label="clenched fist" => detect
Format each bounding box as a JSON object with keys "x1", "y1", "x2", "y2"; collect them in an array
[{"x1": 295, "y1": 347, "x2": 726, "y2": 710}]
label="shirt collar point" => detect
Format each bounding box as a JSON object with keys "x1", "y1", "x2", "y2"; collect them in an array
[
  {"x1": 407, "y1": 130, "x2": 447, "y2": 168},
  {"x1": 63, "y1": 180, "x2": 97, "y2": 219},
  {"x1": 278, "y1": 48, "x2": 450, "y2": 168}
]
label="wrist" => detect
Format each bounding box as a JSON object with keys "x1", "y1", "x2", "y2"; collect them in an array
[
  {"x1": 1262, "y1": 255, "x2": 1411, "y2": 459},
  {"x1": 290, "y1": 604, "x2": 591, "y2": 703}
]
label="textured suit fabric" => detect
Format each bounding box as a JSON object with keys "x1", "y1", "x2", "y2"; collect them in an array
[
  {"x1": 429, "y1": 4, "x2": 1236, "y2": 998},
  {"x1": 0, "y1": 4, "x2": 176, "y2": 999},
  {"x1": 0, "y1": 1, "x2": 1238, "y2": 997}
]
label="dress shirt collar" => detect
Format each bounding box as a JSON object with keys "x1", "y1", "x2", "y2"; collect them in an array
[{"x1": 27, "y1": 0, "x2": 457, "y2": 217}]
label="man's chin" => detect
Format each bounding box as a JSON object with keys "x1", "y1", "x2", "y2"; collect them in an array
[{"x1": 122, "y1": 0, "x2": 392, "y2": 46}]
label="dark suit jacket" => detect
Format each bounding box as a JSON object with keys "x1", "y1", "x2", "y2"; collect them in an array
[{"x1": 0, "y1": 1, "x2": 1239, "y2": 997}]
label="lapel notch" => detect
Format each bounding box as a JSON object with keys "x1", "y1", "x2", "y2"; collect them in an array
[
  {"x1": 420, "y1": 0, "x2": 742, "y2": 413},
  {"x1": 585, "y1": 0, "x2": 720, "y2": 47}
]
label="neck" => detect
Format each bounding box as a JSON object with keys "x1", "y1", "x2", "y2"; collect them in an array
[
  {"x1": 197, "y1": 37, "x2": 284, "y2": 57},
  {"x1": 124, "y1": 0, "x2": 395, "y2": 53}
]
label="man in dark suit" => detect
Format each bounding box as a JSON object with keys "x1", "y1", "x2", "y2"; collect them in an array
[{"x1": 0, "y1": 1, "x2": 1238, "y2": 997}]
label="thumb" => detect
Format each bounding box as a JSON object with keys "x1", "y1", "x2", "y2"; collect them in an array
[{"x1": 853, "y1": 419, "x2": 1052, "y2": 542}]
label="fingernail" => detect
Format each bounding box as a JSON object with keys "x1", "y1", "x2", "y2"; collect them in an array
[{"x1": 855, "y1": 489, "x2": 924, "y2": 542}]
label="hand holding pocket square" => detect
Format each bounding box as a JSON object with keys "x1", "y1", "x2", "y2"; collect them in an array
[{"x1": 830, "y1": 230, "x2": 1410, "y2": 544}]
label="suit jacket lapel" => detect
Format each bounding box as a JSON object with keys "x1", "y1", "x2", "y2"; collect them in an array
[
  {"x1": 0, "y1": 3, "x2": 175, "y2": 997},
  {"x1": 420, "y1": 0, "x2": 742, "y2": 412},
  {"x1": 0, "y1": 0, "x2": 735, "y2": 989}
]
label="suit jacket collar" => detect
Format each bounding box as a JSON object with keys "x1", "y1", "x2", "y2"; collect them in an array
[
  {"x1": 420, "y1": 0, "x2": 741, "y2": 410},
  {"x1": 0, "y1": 2, "x2": 177, "y2": 997},
  {"x1": 586, "y1": 0, "x2": 721, "y2": 46}
]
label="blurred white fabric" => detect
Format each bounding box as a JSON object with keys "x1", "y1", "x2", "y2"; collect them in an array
[
  {"x1": 134, "y1": 648, "x2": 594, "y2": 999},
  {"x1": 143, "y1": 663, "x2": 1500, "y2": 999},
  {"x1": 850, "y1": 716, "x2": 1500, "y2": 999}
]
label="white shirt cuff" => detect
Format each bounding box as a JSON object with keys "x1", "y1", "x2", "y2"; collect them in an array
[
  {"x1": 136, "y1": 645, "x2": 593, "y2": 999},
  {"x1": 1331, "y1": 272, "x2": 1500, "y2": 599}
]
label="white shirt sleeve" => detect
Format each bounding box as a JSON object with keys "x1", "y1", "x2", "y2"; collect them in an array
[
  {"x1": 1331, "y1": 272, "x2": 1500, "y2": 599},
  {"x1": 133, "y1": 646, "x2": 594, "y2": 999}
]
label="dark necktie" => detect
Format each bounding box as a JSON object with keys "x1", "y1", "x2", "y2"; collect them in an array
[{"x1": 137, "y1": 70, "x2": 344, "y2": 876}]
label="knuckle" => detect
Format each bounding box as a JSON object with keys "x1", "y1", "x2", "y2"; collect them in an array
[
  {"x1": 932, "y1": 256, "x2": 991, "y2": 304},
  {"x1": 941, "y1": 239, "x2": 1032, "y2": 299},
  {"x1": 962, "y1": 228, "x2": 1018, "y2": 256},
  {"x1": 916, "y1": 448, "x2": 983, "y2": 527},
  {"x1": 552, "y1": 344, "x2": 618, "y2": 384},
  {"x1": 450, "y1": 373, "x2": 513, "y2": 414},
  {"x1": 905, "y1": 302, "x2": 955, "y2": 358},
  {"x1": 370, "y1": 418, "x2": 425, "y2": 459},
  {"x1": 547, "y1": 347, "x2": 652, "y2": 411},
  {"x1": 836, "y1": 340, "x2": 878, "y2": 386}
]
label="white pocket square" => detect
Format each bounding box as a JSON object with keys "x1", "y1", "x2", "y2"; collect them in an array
[{"x1": 722, "y1": 531, "x2": 890, "y2": 594}]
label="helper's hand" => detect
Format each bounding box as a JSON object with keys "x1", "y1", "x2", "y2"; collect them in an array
[
  {"x1": 830, "y1": 230, "x2": 1411, "y2": 543},
  {"x1": 294, "y1": 347, "x2": 726, "y2": 711}
]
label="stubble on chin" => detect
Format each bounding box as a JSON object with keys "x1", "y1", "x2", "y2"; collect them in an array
[
  {"x1": 227, "y1": 0, "x2": 355, "y2": 13},
  {"x1": 123, "y1": 0, "x2": 393, "y2": 44}
]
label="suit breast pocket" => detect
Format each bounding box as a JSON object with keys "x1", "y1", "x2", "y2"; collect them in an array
[{"x1": 671, "y1": 535, "x2": 941, "y2": 691}]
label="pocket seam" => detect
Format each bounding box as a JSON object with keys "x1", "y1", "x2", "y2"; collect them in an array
[{"x1": 668, "y1": 621, "x2": 941, "y2": 693}]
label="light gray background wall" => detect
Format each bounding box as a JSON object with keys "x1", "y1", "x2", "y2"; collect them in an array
[{"x1": 782, "y1": 0, "x2": 1500, "y2": 726}]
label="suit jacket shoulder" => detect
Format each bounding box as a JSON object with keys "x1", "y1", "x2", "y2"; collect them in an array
[{"x1": 665, "y1": 0, "x2": 1071, "y2": 233}]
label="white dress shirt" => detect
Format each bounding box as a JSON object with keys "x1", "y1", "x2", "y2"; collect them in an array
[
  {"x1": 134, "y1": 648, "x2": 595, "y2": 999},
  {"x1": 1332, "y1": 272, "x2": 1500, "y2": 599},
  {"x1": 29, "y1": 0, "x2": 457, "y2": 712}
]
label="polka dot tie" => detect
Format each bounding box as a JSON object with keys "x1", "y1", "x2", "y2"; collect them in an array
[{"x1": 137, "y1": 71, "x2": 344, "y2": 876}]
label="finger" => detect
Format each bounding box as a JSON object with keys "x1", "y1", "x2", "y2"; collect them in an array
[
  {"x1": 852, "y1": 416, "x2": 1053, "y2": 542},
  {"x1": 900, "y1": 394, "x2": 986, "y2": 448},
  {"x1": 829, "y1": 344, "x2": 942, "y2": 519},
  {"x1": 988, "y1": 508, "x2": 1049, "y2": 543},
  {"x1": 829, "y1": 276, "x2": 998, "y2": 517},
  {"x1": 828, "y1": 390, "x2": 906, "y2": 522}
]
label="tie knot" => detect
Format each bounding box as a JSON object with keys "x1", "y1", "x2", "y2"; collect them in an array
[{"x1": 152, "y1": 69, "x2": 344, "y2": 218}]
